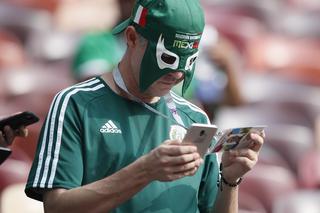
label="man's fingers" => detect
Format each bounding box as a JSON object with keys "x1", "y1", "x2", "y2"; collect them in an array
[
  {"x1": 4, "y1": 126, "x2": 14, "y2": 146},
  {"x1": 249, "y1": 133, "x2": 264, "y2": 152},
  {"x1": 155, "y1": 151, "x2": 202, "y2": 167},
  {"x1": 230, "y1": 157, "x2": 256, "y2": 171},
  {"x1": 0, "y1": 131, "x2": 7, "y2": 147},
  {"x1": 173, "y1": 166, "x2": 199, "y2": 176},
  {"x1": 229, "y1": 149, "x2": 257, "y2": 162},
  {"x1": 164, "y1": 166, "x2": 200, "y2": 181},
  {"x1": 157, "y1": 144, "x2": 198, "y2": 156},
  {"x1": 167, "y1": 152, "x2": 201, "y2": 165},
  {"x1": 16, "y1": 126, "x2": 28, "y2": 137},
  {"x1": 0, "y1": 126, "x2": 28, "y2": 147},
  {"x1": 163, "y1": 158, "x2": 203, "y2": 173}
]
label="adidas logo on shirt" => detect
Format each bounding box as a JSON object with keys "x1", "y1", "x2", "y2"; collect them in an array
[{"x1": 100, "y1": 120, "x2": 122, "y2": 134}]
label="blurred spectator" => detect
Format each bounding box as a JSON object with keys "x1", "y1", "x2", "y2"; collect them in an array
[
  {"x1": 71, "y1": 31, "x2": 123, "y2": 82},
  {"x1": 69, "y1": 0, "x2": 135, "y2": 82},
  {"x1": 198, "y1": 26, "x2": 244, "y2": 120},
  {"x1": 173, "y1": 25, "x2": 245, "y2": 121}
]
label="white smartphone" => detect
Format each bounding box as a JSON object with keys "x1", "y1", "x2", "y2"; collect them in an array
[{"x1": 182, "y1": 123, "x2": 218, "y2": 157}]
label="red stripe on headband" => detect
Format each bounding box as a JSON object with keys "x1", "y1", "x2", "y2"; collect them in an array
[
  {"x1": 139, "y1": 8, "x2": 148, "y2": 27},
  {"x1": 193, "y1": 41, "x2": 199, "y2": 49}
]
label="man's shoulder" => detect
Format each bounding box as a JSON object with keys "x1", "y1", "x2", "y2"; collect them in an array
[
  {"x1": 169, "y1": 91, "x2": 210, "y2": 124},
  {"x1": 57, "y1": 78, "x2": 107, "y2": 102}
]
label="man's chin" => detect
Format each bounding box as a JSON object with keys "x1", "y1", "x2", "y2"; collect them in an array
[
  {"x1": 159, "y1": 83, "x2": 175, "y2": 92},
  {"x1": 147, "y1": 81, "x2": 177, "y2": 96},
  {"x1": 150, "y1": 87, "x2": 171, "y2": 97}
]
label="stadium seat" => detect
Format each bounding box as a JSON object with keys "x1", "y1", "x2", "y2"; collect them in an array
[
  {"x1": 297, "y1": 149, "x2": 320, "y2": 188},
  {"x1": 205, "y1": 11, "x2": 266, "y2": 54},
  {"x1": 273, "y1": 190, "x2": 320, "y2": 213},
  {"x1": 244, "y1": 35, "x2": 320, "y2": 86},
  {"x1": 265, "y1": 124, "x2": 314, "y2": 173},
  {"x1": 239, "y1": 164, "x2": 298, "y2": 213},
  {"x1": 258, "y1": 144, "x2": 291, "y2": 170},
  {"x1": 0, "y1": 158, "x2": 30, "y2": 193},
  {"x1": 215, "y1": 102, "x2": 316, "y2": 174},
  {"x1": 239, "y1": 191, "x2": 267, "y2": 213}
]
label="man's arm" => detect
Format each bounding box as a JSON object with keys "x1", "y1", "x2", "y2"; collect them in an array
[
  {"x1": 43, "y1": 157, "x2": 151, "y2": 213},
  {"x1": 212, "y1": 132, "x2": 265, "y2": 213},
  {"x1": 212, "y1": 185, "x2": 239, "y2": 213},
  {"x1": 43, "y1": 140, "x2": 203, "y2": 213}
]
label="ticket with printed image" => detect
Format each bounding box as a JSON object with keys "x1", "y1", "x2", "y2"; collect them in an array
[{"x1": 210, "y1": 126, "x2": 266, "y2": 153}]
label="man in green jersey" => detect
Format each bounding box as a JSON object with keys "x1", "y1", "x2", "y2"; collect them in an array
[{"x1": 25, "y1": 0, "x2": 265, "y2": 212}]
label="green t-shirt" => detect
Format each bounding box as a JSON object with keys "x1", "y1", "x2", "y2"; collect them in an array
[{"x1": 25, "y1": 77, "x2": 219, "y2": 213}]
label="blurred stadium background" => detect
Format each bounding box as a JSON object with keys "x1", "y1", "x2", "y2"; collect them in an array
[{"x1": 0, "y1": 0, "x2": 319, "y2": 212}]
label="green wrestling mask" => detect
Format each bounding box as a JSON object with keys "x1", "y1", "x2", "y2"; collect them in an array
[{"x1": 112, "y1": 0, "x2": 205, "y2": 95}]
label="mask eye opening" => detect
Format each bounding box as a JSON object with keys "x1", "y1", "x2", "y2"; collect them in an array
[
  {"x1": 185, "y1": 51, "x2": 199, "y2": 71},
  {"x1": 189, "y1": 56, "x2": 197, "y2": 66},
  {"x1": 161, "y1": 53, "x2": 177, "y2": 65}
]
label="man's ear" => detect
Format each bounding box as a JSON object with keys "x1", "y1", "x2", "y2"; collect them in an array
[{"x1": 125, "y1": 26, "x2": 139, "y2": 47}]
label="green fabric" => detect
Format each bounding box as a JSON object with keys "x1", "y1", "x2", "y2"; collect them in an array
[
  {"x1": 112, "y1": 0, "x2": 205, "y2": 95},
  {"x1": 72, "y1": 32, "x2": 123, "y2": 80},
  {"x1": 25, "y1": 77, "x2": 219, "y2": 212}
]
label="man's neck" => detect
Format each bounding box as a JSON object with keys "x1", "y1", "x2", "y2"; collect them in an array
[
  {"x1": 120, "y1": 63, "x2": 161, "y2": 104},
  {"x1": 102, "y1": 63, "x2": 160, "y2": 104}
]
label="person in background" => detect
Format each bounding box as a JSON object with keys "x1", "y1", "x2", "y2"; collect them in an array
[
  {"x1": 172, "y1": 25, "x2": 245, "y2": 122},
  {"x1": 25, "y1": 0, "x2": 264, "y2": 212},
  {"x1": 70, "y1": 0, "x2": 136, "y2": 82},
  {"x1": 194, "y1": 26, "x2": 245, "y2": 121},
  {"x1": 71, "y1": 31, "x2": 123, "y2": 82}
]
